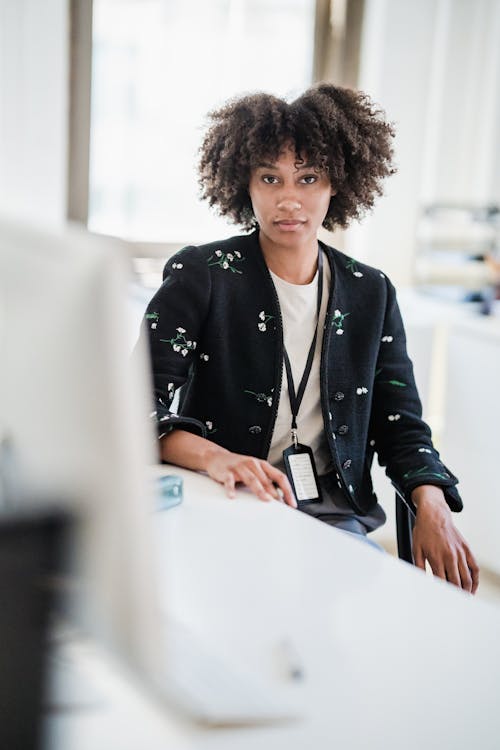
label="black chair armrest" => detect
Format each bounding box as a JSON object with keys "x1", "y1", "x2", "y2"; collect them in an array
[{"x1": 395, "y1": 491, "x2": 416, "y2": 564}]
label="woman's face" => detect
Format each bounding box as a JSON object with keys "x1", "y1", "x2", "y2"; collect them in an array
[{"x1": 248, "y1": 146, "x2": 334, "y2": 249}]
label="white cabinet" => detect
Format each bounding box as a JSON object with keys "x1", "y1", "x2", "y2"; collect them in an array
[{"x1": 441, "y1": 323, "x2": 500, "y2": 574}]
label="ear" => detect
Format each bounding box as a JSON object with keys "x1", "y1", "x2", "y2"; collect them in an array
[{"x1": 331, "y1": 188, "x2": 337, "y2": 197}]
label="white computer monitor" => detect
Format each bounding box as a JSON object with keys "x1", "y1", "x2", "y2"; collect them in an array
[{"x1": 0, "y1": 218, "x2": 162, "y2": 680}]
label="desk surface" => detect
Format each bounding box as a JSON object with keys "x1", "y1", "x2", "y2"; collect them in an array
[{"x1": 46, "y1": 466, "x2": 500, "y2": 750}]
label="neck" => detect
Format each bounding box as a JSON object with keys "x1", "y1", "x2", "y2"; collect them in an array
[{"x1": 259, "y1": 231, "x2": 319, "y2": 285}]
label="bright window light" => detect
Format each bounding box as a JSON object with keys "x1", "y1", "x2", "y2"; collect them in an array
[{"x1": 88, "y1": 0, "x2": 315, "y2": 243}]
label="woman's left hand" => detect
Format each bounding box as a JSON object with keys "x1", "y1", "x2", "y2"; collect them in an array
[{"x1": 411, "y1": 485, "x2": 480, "y2": 594}]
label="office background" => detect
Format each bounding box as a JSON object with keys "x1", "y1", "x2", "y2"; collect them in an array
[{"x1": 1, "y1": 0, "x2": 499, "y2": 598}]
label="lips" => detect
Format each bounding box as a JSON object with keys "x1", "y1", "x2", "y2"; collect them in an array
[{"x1": 274, "y1": 219, "x2": 306, "y2": 231}]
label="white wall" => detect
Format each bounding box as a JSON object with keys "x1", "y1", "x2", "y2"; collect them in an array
[
  {"x1": 421, "y1": 0, "x2": 500, "y2": 205},
  {"x1": 0, "y1": 0, "x2": 69, "y2": 227},
  {"x1": 346, "y1": 0, "x2": 500, "y2": 285}
]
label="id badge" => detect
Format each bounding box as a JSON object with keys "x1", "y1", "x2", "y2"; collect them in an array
[{"x1": 283, "y1": 443, "x2": 322, "y2": 506}]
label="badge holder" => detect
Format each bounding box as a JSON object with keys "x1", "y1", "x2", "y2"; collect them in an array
[
  {"x1": 283, "y1": 430, "x2": 322, "y2": 507},
  {"x1": 281, "y1": 248, "x2": 324, "y2": 508}
]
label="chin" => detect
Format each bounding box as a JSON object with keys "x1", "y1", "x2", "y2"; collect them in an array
[{"x1": 277, "y1": 229, "x2": 314, "y2": 247}]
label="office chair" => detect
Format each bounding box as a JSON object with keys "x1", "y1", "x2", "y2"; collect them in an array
[{"x1": 395, "y1": 490, "x2": 416, "y2": 564}]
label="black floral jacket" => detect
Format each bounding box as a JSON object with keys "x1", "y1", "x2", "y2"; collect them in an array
[{"x1": 141, "y1": 230, "x2": 462, "y2": 515}]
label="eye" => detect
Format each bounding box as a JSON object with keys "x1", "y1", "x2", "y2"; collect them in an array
[
  {"x1": 262, "y1": 174, "x2": 279, "y2": 184},
  {"x1": 300, "y1": 174, "x2": 318, "y2": 184}
]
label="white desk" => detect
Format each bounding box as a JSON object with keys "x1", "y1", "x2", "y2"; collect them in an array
[{"x1": 45, "y1": 467, "x2": 500, "y2": 749}]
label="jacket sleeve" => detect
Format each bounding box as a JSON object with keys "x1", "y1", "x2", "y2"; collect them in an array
[
  {"x1": 370, "y1": 276, "x2": 462, "y2": 512},
  {"x1": 138, "y1": 245, "x2": 211, "y2": 443}
]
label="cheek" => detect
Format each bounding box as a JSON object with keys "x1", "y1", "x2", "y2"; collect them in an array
[
  {"x1": 313, "y1": 190, "x2": 333, "y2": 217},
  {"x1": 248, "y1": 182, "x2": 259, "y2": 205},
  {"x1": 248, "y1": 194, "x2": 260, "y2": 218},
  {"x1": 249, "y1": 189, "x2": 269, "y2": 218}
]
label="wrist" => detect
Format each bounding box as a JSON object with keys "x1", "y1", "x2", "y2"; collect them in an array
[
  {"x1": 159, "y1": 430, "x2": 229, "y2": 473},
  {"x1": 159, "y1": 432, "x2": 175, "y2": 462},
  {"x1": 411, "y1": 484, "x2": 448, "y2": 510},
  {"x1": 201, "y1": 443, "x2": 230, "y2": 472}
]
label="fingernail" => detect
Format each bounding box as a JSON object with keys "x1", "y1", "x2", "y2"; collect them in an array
[{"x1": 264, "y1": 493, "x2": 274, "y2": 501}]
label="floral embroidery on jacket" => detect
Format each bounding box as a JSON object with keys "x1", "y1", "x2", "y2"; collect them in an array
[
  {"x1": 207, "y1": 249, "x2": 245, "y2": 273},
  {"x1": 375, "y1": 368, "x2": 407, "y2": 388},
  {"x1": 159, "y1": 414, "x2": 173, "y2": 422},
  {"x1": 205, "y1": 420, "x2": 217, "y2": 435},
  {"x1": 145, "y1": 311, "x2": 159, "y2": 329},
  {"x1": 244, "y1": 389, "x2": 273, "y2": 407},
  {"x1": 381, "y1": 335, "x2": 393, "y2": 343},
  {"x1": 346, "y1": 258, "x2": 363, "y2": 278},
  {"x1": 171, "y1": 262, "x2": 183, "y2": 270},
  {"x1": 331, "y1": 309, "x2": 350, "y2": 335},
  {"x1": 403, "y1": 466, "x2": 450, "y2": 481},
  {"x1": 356, "y1": 386, "x2": 368, "y2": 395},
  {"x1": 258, "y1": 310, "x2": 274, "y2": 332},
  {"x1": 160, "y1": 327, "x2": 197, "y2": 357}
]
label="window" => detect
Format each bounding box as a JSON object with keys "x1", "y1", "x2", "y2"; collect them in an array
[{"x1": 88, "y1": 0, "x2": 315, "y2": 243}]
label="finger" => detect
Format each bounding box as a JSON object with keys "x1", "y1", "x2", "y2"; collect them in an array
[
  {"x1": 443, "y1": 557, "x2": 462, "y2": 589},
  {"x1": 412, "y1": 539, "x2": 426, "y2": 571},
  {"x1": 273, "y1": 484, "x2": 285, "y2": 503},
  {"x1": 224, "y1": 471, "x2": 236, "y2": 499},
  {"x1": 249, "y1": 463, "x2": 282, "y2": 500},
  {"x1": 429, "y1": 560, "x2": 447, "y2": 582},
  {"x1": 466, "y1": 550, "x2": 480, "y2": 595},
  {"x1": 457, "y1": 552, "x2": 473, "y2": 593},
  {"x1": 260, "y1": 463, "x2": 296, "y2": 508},
  {"x1": 229, "y1": 458, "x2": 280, "y2": 499},
  {"x1": 237, "y1": 467, "x2": 274, "y2": 502}
]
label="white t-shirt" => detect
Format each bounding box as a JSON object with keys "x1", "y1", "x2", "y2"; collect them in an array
[{"x1": 268, "y1": 252, "x2": 332, "y2": 476}]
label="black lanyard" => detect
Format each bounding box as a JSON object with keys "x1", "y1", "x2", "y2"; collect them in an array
[{"x1": 283, "y1": 250, "x2": 323, "y2": 447}]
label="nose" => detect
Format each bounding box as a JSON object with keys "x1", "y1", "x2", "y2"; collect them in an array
[
  {"x1": 277, "y1": 198, "x2": 301, "y2": 212},
  {"x1": 276, "y1": 192, "x2": 302, "y2": 212}
]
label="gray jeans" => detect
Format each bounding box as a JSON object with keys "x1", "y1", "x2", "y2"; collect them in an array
[
  {"x1": 299, "y1": 472, "x2": 386, "y2": 552},
  {"x1": 319, "y1": 515, "x2": 385, "y2": 551}
]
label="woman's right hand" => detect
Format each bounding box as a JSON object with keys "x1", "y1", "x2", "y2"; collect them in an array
[
  {"x1": 204, "y1": 448, "x2": 297, "y2": 508},
  {"x1": 160, "y1": 430, "x2": 296, "y2": 508}
]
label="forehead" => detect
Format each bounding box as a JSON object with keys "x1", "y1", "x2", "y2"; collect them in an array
[{"x1": 255, "y1": 146, "x2": 316, "y2": 169}]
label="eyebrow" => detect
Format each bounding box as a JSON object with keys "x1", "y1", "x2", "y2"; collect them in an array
[{"x1": 256, "y1": 161, "x2": 317, "y2": 170}]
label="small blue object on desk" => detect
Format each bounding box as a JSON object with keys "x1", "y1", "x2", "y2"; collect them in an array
[{"x1": 156, "y1": 475, "x2": 183, "y2": 511}]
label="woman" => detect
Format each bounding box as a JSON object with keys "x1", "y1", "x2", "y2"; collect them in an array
[{"x1": 142, "y1": 84, "x2": 479, "y2": 592}]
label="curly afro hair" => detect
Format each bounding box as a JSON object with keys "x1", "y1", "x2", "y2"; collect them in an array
[{"x1": 198, "y1": 83, "x2": 396, "y2": 231}]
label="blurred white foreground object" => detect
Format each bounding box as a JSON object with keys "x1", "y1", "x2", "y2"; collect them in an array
[{"x1": 0, "y1": 218, "x2": 296, "y2": 726}]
